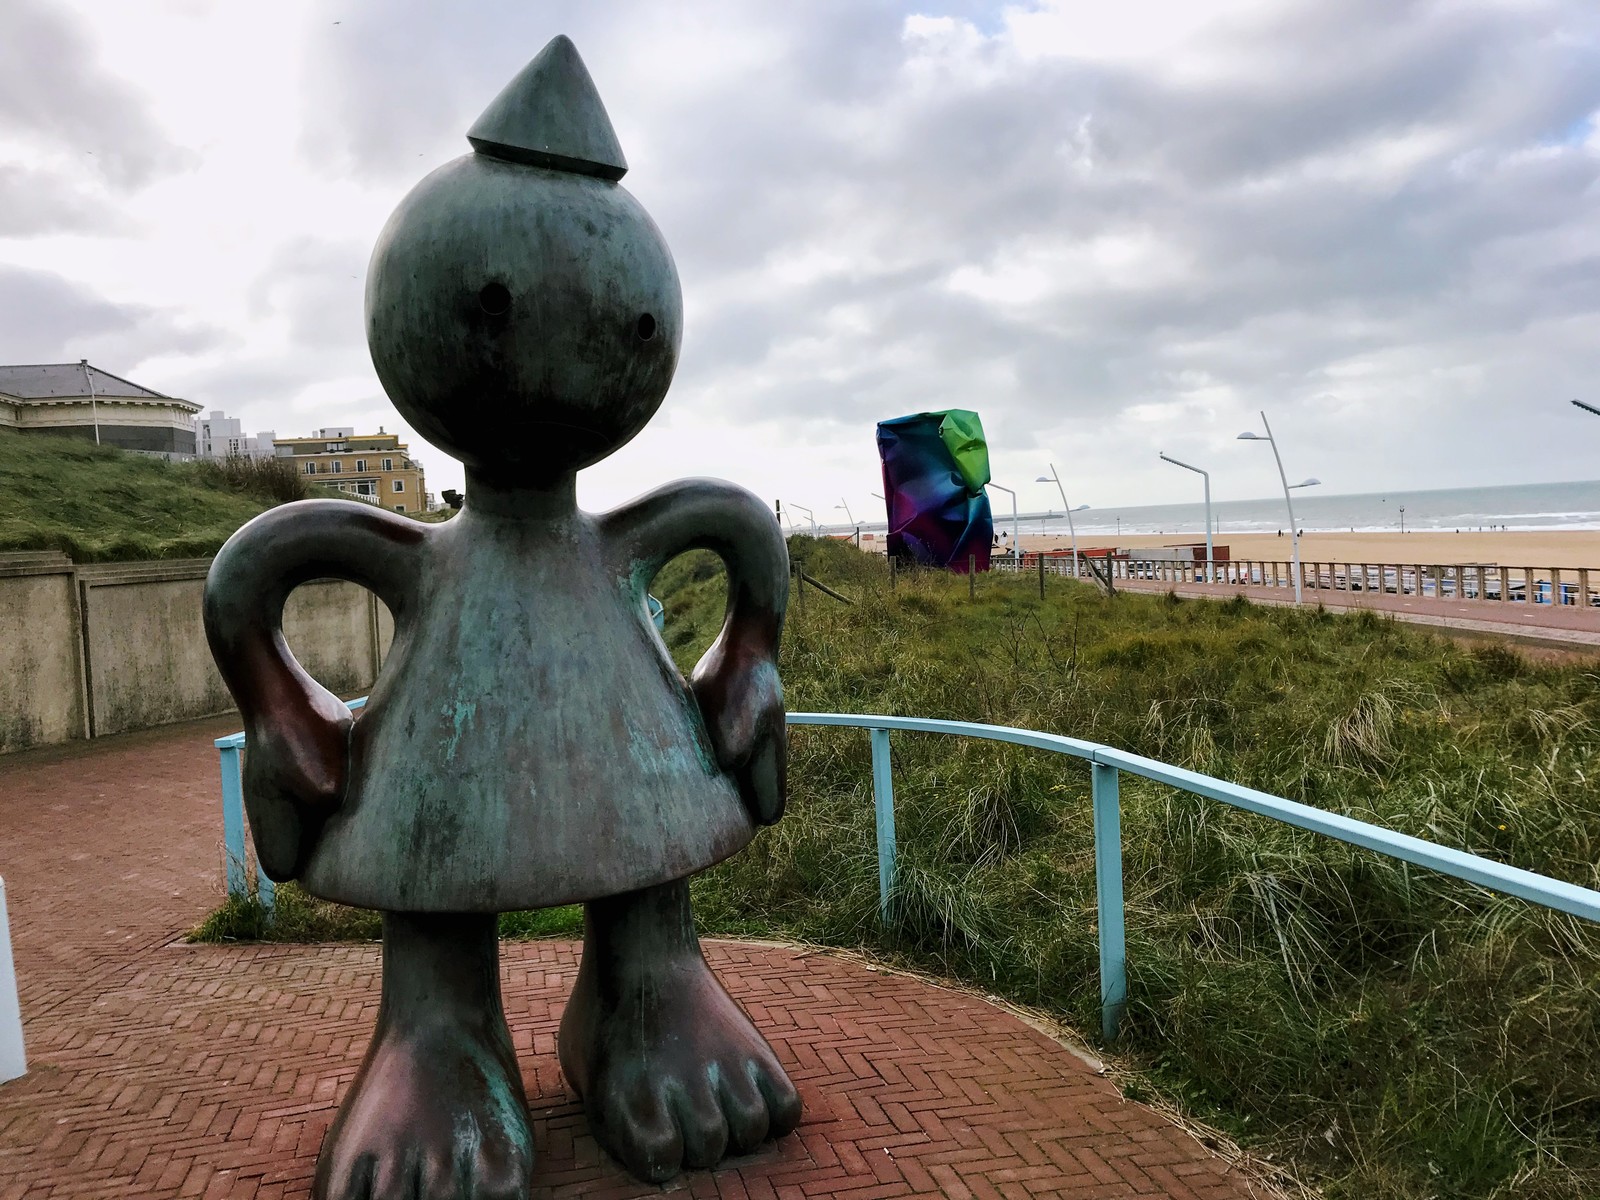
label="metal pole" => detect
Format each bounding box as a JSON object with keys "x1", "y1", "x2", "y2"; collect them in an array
[
  {"x1": 985, "y1": 482, "x2": 1019, "y2": 565},
  {"x1": 869, "y1": 728, "x2": 897, "y2": 925},
  {"x1": 1158, "y1": 453, "x2": 1213, "y2": 583},
  {"x1": 0, "y1": 877, "x2": 24, "y2": 1082},
  {"x1": 220, "y1": 744, "x2": 248, "y2": 899},
  {"x1": 82, "y1": 359, "x2": 100, "y2": 446},
  {"x1": 1259, "y1": 412, "x2": 1303, "y2": 604},
  {"x1": 1045, "y1": 464, "x2": 1079, "y2": 578},
  {"x1": 1091, "y1": 762, "x2": 1127, "y2": 1042}
]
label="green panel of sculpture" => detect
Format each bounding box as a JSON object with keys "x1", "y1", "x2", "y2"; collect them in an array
[{"x1": 203, "y1": 36, "x2": 799, "y2": 1197}]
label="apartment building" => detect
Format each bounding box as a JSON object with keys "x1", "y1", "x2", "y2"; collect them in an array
[
  {"x1": 197, "y1": 411, "x2": 276, "y2": 460},
  {"x1": 273, "y1": 427, "x2": 430, "y2": 512}
]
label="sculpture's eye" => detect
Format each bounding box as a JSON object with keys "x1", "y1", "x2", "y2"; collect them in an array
[
  {"x1": 635, "y1": 313, "x2": 656, "y2": 341},
  {"x1": 478, "y1": 282, "x2": 511, "y2": 316}
]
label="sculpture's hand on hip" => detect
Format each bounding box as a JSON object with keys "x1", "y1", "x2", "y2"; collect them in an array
[
  {"x1": 691, "y1": 639, "x2": 785, "y2": 825},
  {"x1": 242, "y1": 689, "x2": 353, "y2": 879}
]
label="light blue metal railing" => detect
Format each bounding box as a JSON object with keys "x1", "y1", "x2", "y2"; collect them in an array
[{"x1": 216, "y1": 706, "x2": 1600, "y2": 1042}]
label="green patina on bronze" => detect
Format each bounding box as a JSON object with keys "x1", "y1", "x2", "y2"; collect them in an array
[{"x1": 204, "y1": 36, "x2": 801, "y2": 1196}]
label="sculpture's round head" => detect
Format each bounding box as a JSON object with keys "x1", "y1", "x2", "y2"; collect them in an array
[{"x1": 365, "y1": 36, "x2": 681, "y2": 483}]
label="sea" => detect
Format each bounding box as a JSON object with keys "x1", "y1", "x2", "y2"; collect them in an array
[{"x1": 833, "y1": 480, "x2": 1600, "y2": 538}]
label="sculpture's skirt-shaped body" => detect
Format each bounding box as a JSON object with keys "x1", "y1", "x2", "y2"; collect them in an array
[{"x1": 300, "y1": 507, "x2": 753, "y2": 912}]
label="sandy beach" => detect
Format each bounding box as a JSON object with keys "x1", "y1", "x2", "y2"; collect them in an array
[{"x1": 1003, "y1": 530, "x2": 1600, "y2": 570}]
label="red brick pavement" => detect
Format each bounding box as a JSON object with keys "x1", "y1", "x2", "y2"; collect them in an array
[{"x1": 0, "y1": 719, "x2": 1268, "y2": 1199}]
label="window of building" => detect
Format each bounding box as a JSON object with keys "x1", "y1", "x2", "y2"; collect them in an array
[
  {"x1": 394, "y1": 504, "x2": 406, "y2": 513},
  {"x1": 355, "y1": 459, "x2": 366, "y2": 472},
  {"x1": 332, "y1": 461, "x2": 342, "y2": 473},
  {"x1": 357, "y1": 481, "x2": 376, "y2": 496},
  {"x1": 392, "y1": 479, "x2": 405, "y2": 493},
  {"x1": 382, "y1": 457, "x2": 393, "y2": 471},
  {"x1": 304, "y1": 462, "x2": 315, "y2": 475}
]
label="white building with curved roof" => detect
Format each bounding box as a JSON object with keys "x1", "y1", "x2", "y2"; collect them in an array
[{"x1": 0, "y1": 361, "x2": 200, "y2": 456}]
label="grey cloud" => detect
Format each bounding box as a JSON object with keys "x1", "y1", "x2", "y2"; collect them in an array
[
  {"x1": 0, "y1": 265, "x2": 223, "y2": 367},
  {"x1": 0, "y1": 0, "x2": 194, "y2": 191},
  {"x1": 248, "y1": 237, "x2": 371, "y2": 353},
  {"x1": 291, "y1": 1, "x2": 1600, "y2": 493},
  {"x1": 0, "y1": 164, "x2": 129, "y2": 237}
]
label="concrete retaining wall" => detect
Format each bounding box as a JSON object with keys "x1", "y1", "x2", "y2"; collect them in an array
[{"x1": 0, "y1": 552, "x2": 389, "y2": 754}]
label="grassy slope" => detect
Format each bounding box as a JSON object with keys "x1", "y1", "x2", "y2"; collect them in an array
[
  {"x1": 197, "y1": 536, "x2": 1600, "y2": 1199},
  {"x1": 674, "y1": 539, "x2": 1600, "y2": 1200},
  {"x1": 0, "y1": 429, "x2": 438, "y2": 560}
]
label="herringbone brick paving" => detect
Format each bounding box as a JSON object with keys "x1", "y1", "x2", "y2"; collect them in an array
[{"x1": 0, "y1": 718, "x2": 1266, "y2": 1198}]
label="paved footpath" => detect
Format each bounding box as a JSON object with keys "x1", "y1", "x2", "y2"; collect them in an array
[
  {"x1": 0, "y1": 718, "x2": 1268, "y2": 1199},
  {"x1": 1110, "y1": 574, "x2": 1600, "y2": 650}
]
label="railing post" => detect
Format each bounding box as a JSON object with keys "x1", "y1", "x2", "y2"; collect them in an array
[
  {"x1": 0, "y1": 876, "x2": 24, "y2": 1083},
  {"x1": 1090, "y1": 761, "x2": 1127, "y2": 1042},
  {"x1": 869, "y1": 728, "x2": 897, "y2": 926},
  {"x1": 257, "y1": 859, "x2": 276, "y2": 916},
  {"x1": 219, "y1": 744, "x2": 248, "y2": 901}
]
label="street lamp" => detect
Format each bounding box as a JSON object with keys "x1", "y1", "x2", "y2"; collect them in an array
[
  {"x1": 1036, "y1": 464, "x2": 1089, "y2": 577},
  {"x1": 1237, "y1": 412, "x2": 1320, "y2": 603},
  {"x1": 791, "y1": 504, "x2": 816, "y2": 535},
  {"x1": 1399, "y1": 505, "x2": 1406, "y2": 534},
  {"x1": 836, "y1": 498, "x2": 854, "y2": 525},
  {"x1": 1158, "y1": 452, "x2": 1214, "y2": 582},
  {"x1": 985, "y1": 482, "x2": 1020, "y2": 561}
]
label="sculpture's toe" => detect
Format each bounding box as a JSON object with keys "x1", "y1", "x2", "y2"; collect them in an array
[
  {"x1": 314, "y1": 1019, "x2": 534, "y2": 1200},
  {"x1": 562, "y1": 959, "x2": 803, "y2": 1183},
  {"x1": 593, "y1": 1077, "x2": 683, "y2": 1184}
]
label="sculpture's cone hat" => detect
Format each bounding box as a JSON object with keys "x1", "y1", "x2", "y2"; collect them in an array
[{"x1": 467, "y1": 35, "x2": 627, "y2": 180}]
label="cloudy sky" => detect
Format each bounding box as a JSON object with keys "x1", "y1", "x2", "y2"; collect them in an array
[{"x1": 5, "y1": 0, "x2": 1600, "y2": 523}]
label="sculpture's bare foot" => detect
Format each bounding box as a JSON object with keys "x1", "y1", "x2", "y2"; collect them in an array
[
  {"x1": 559, "y1": 879, "x2": 802, "y2": 1183},
  {"x1": 314, "y1": 913, "x2": 533, "y2": 1200}
]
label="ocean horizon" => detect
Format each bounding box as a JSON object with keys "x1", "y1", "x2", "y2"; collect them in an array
[{"x1": 824, "y1": 479, "x2": 1600, "y2": 538}]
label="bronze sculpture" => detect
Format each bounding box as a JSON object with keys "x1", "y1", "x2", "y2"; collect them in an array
[{"x1": 204, "y1": 36, "x2": 799, "y2": 1196}]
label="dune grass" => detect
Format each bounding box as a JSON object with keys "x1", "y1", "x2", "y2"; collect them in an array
[
  {"x1": 681, "y1": 539, "x2": 1600, "y2": 1200},
  {"x1": 0, "y1": 428, "x2": 371, "y2": 560},
  {"x1": 194, "y1": 534, "x2": 1600, "y2": 1198}
]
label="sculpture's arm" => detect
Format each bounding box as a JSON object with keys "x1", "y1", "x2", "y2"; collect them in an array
[
  {"x1": 603, "y1": 480, "x2": 790, "y2": 823},
  {"x1": 203, "y1": 500, "x2": 426, "y2": 878}
]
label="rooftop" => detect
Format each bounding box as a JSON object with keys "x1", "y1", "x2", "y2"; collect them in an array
[{"x1": 0, "y1": 362, "x2": 198, "y2": 410}]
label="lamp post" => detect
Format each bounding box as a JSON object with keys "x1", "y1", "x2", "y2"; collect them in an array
[
  {"x1": 836, "y1": 499, "x2": 854, "y2": 525},
  {"x1": 1036, "y1": 465, "x2": 1089, "y2": 577},
  {"x1": 81, "y1": 359, "x2": 100, "y2": 446},
  {"x1": 1158, "y1": 452, "x2": 1213, "y2": 582},
  {"x1": 1399, "y1": 506, "x2": 1406, "y2": 534},
  {"x1": 985, "y1": 482, "x2": 1020, "y2": 562},
  {"x1": 1237, "y1": 412, "x2": 1320, "y2": 603},
  {"x1": 791, "y1": 504, "x2": 816, "y2": 536}
]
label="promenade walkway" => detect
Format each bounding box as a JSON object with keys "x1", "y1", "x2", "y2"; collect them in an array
[
  {"x1": 0, "y1": 719, "x2": 1271, "y2": 1199},
  {"x1": 1109, "y1": 574, "x2": 1600, "y2": 651}
]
